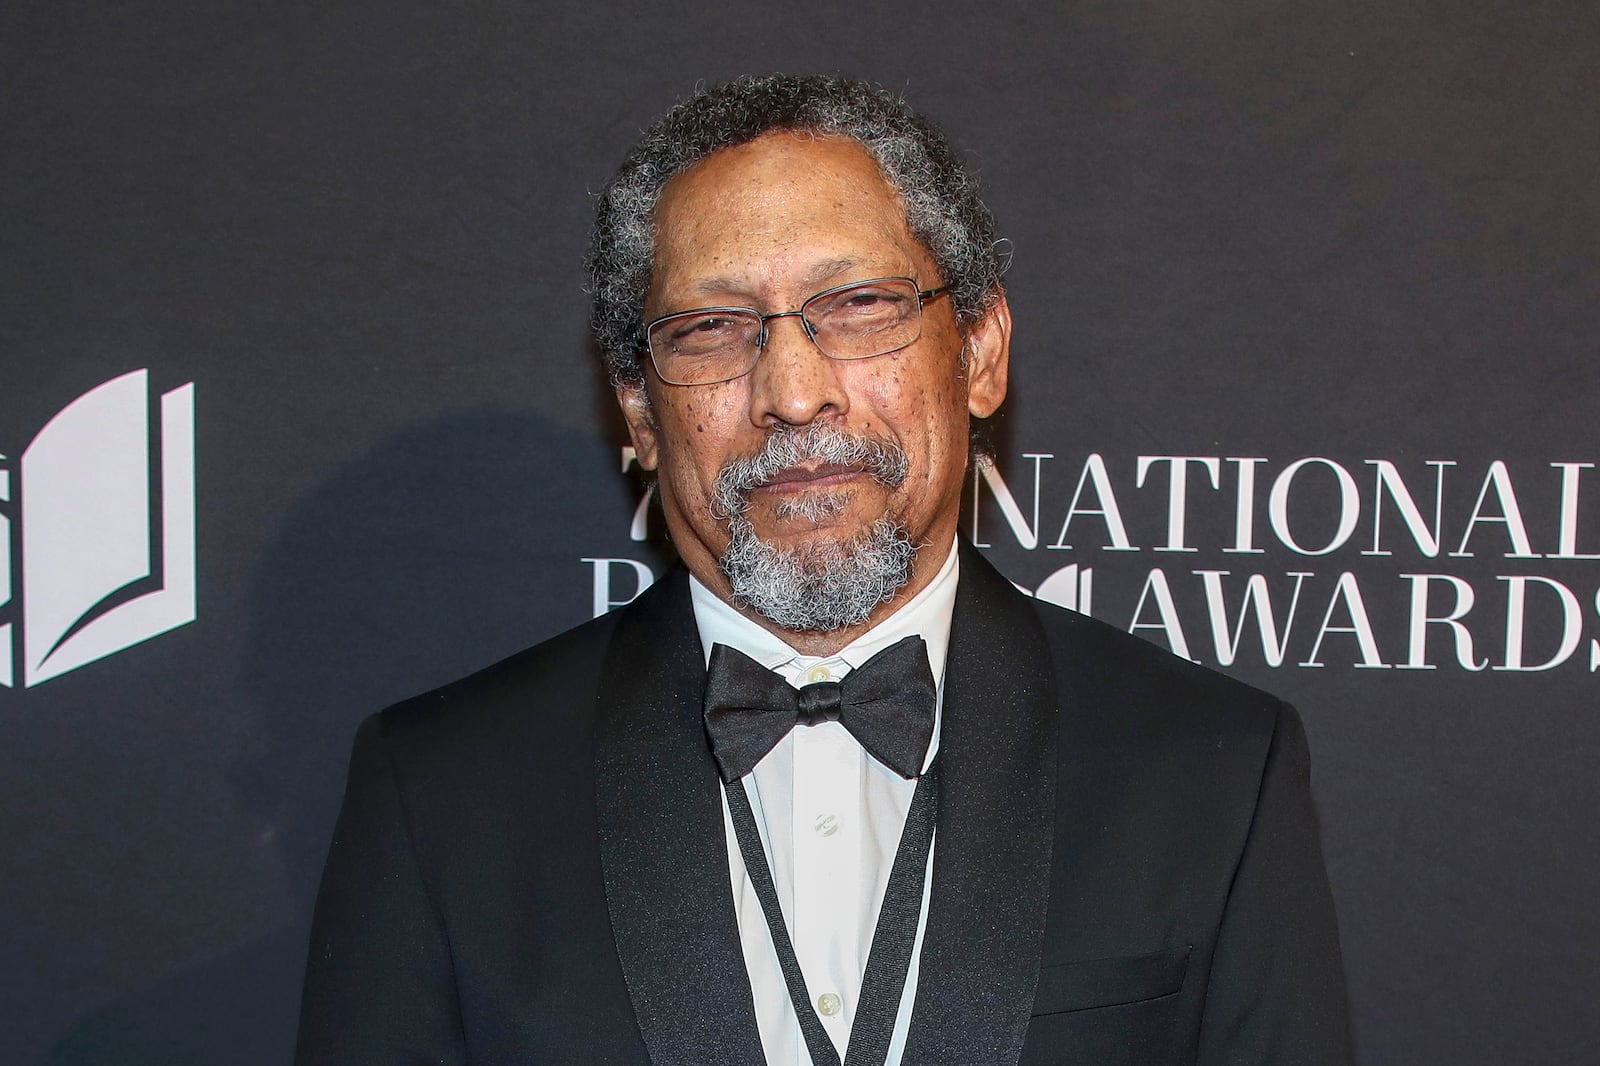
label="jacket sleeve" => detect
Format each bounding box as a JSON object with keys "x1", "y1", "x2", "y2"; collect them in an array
[
  {"x1": 295, "y1": 713, "x2": 467, "y2": 1065},
  {"x1": 1197, "y1": 705, "x2": 1354, "y2": 1065}
]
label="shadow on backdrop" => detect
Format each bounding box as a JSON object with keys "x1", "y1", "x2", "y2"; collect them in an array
[{"x1": 49, "y1": 406, "x2": 672, "y2": 1064}]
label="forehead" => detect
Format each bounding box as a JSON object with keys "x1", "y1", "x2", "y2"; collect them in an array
[{"x1": 648, "y1": 132, "x2": 932, "y2": 308}]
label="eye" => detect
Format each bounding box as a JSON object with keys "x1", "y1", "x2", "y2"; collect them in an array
[
  {"x1": 678, "y1": 315, "x2": 733, "y2": 337},
  {"x1": 824, "y1": 285, "x2": 910, "y2": 322},
  {"x1": 847, "y1": 287, "x2": 905, "y2": 307},
  {"x1": 669, "y1": 314, "x2": 739, "y2": 344}
]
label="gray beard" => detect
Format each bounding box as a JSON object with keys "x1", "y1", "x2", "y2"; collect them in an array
[
  {"x1": 720, "y1": 514, "x2": 918, "y2": 632},
  {"x1": 712, "y1": 423, "x2": 918, "y2": 632}
]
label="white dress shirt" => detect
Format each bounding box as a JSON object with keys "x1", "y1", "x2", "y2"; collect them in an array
[{"x1": 690, "y1": 541, "x2": 959, "y2": 1066}]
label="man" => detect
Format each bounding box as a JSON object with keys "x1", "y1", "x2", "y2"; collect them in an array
[{"x1": 297, "y1": 74, "x2": 1351, "y2": 1065}]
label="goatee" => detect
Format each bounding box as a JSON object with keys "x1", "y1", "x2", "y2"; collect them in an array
[{"x1": 712, "y1": 423, "x2": 919, "y2": 632}]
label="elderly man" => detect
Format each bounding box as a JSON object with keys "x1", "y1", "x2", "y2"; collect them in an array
[{"x1": 297, "y1": 75, "x2": 1351, "y2": 1065}]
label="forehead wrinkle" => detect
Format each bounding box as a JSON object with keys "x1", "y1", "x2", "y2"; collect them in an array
[{"x1": 647, "y1": 135, "x2": 934, "y2": 316}]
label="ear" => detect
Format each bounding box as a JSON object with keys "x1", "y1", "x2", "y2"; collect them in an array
[
  {"x1": 963, "y1": 291, "x2": 1011, "y2": 419},
  {"x1": 615, "y1": 385, "x2": 660, "y2": 471}
]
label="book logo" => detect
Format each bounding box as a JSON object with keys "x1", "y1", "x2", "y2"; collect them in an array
[{"x1": 1, "y1": 370, "x2": 196, "y2": 688}]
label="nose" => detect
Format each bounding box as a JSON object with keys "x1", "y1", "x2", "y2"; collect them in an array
[{"x1": 746, "y1": 313, "x2": 849, "y2": 429}]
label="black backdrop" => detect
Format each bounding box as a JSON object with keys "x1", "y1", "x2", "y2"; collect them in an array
[{"x1": 4, "y1": 2, "x2": 1598, "y2": 1063}]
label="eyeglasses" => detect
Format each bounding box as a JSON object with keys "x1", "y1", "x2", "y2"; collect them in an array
[{"x1": 642, "y1": 276, "x2": 951, "y2": 386}]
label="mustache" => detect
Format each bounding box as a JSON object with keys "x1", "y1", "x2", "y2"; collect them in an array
[{"x1": 711, "y1": 423, "x2": 909, "y2": 519}]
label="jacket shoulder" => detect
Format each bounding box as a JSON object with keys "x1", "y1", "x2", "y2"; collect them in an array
[{"x1": 1027, "y1": 595, "x2": 1291, "y2": 757}]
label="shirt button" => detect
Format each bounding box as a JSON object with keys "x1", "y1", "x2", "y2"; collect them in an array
[
  {"x1": 816, "y1": 992, "x2": 842, "y2": 1017},
  {"x1": 814, "y1": 813, "x2": 840, "y2": 837},
  {"x1": 805, "y1": 665, "x2": 833, "y2": 684}
]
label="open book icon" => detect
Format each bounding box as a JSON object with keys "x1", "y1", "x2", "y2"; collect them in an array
[{"x1": 2, "y1": 369, "x2": 196, "y2": 688}]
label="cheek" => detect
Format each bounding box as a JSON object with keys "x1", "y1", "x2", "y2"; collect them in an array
[
  {"x1": 656, "y1": 390, "x2": 745, "y2": 485},
  {"x1": 866, "y1": 360, "x2": 968, "y2": 484}
]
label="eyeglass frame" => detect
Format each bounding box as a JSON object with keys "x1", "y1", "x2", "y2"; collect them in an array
[{"x1": 640, "y1": 276, "x2": 952, "y2": 386}]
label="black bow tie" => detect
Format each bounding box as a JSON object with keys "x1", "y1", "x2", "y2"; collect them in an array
[{"x1": 702, "y1": 634, "x2": 937, "y2": 783}]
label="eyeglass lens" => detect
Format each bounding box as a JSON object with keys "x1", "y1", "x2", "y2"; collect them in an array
[{"x1": 646, "y1": 278, "x2": 926, "y2": 385}]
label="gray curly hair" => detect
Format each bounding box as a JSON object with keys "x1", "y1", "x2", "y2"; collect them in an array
[{"x1": 587, "y1": 73, "x2": 1006, "y2": 389}]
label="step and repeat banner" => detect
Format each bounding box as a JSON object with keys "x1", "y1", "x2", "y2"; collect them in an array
[{"x1": 3, "y1": 2, "x2": 1595, "y2": 1063}]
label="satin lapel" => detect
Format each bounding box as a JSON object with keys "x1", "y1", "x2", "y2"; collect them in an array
[
  {"x1": 594, "y1": 568, "x2": 765, "y2": 1066},
  {"x1": 901, "y1": 544, "x2": 1059, "y2": 1066}
]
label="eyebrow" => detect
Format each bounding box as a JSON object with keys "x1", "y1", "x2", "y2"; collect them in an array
[{"x1": 679, "y1": 257, "x2": 869, "y2": 303}]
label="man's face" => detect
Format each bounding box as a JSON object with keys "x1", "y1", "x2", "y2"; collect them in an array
[{"x1": 617, "y1": 132, "x2": 1010, "y2": 639}]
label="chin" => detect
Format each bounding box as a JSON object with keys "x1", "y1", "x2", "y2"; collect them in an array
[{"x1": 719, "y1": 513, "x2": 920, "y2": 633}]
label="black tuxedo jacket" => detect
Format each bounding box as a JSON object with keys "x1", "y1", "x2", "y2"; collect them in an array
[{"x1": 297, "y1": 544, "x2": 1351, "y2": 1065}]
